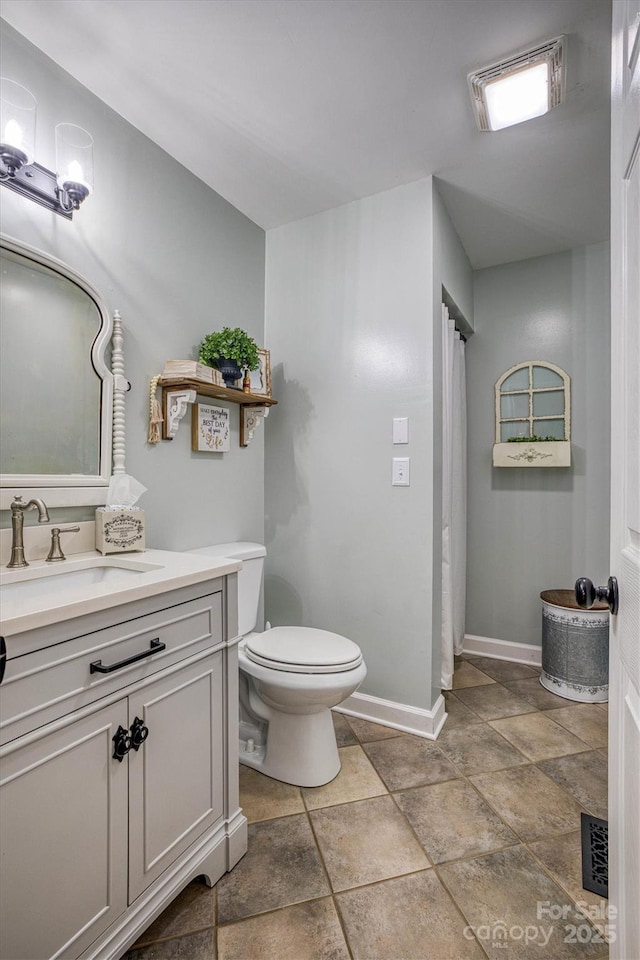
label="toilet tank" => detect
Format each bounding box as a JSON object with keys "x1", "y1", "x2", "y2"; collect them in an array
[{"x1": 186, "y1": 541, "x2": 266, "y2": 637}]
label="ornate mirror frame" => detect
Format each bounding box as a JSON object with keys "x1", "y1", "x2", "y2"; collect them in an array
[{"x1": 0, "y1": 234, "x2": 128, "y2": 508}]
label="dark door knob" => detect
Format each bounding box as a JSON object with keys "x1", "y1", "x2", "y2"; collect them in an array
[
  {"x1": 130, "y1": 716, "x2": 149, "y2": 751},
  {"x1": 112, "y1": 725, "x2": 132, "y2": 762},
  {"x1": 575, "y1": 576, "x2": 619, "y2": 615}
]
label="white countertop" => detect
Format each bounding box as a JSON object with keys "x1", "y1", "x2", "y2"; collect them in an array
[{"x1": 0, "y1": 549, "x2": 241, "y2": 636}]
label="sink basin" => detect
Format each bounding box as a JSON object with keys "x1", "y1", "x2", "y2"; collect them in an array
[
  {"x1": 0, "y1": 547, "x2": 240, "y2": 637},
  {"x1": 0, "y1": 557, "x2": 164, "y2": 603}
]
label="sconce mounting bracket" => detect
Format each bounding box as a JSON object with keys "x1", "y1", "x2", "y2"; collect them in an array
[{"x1": 1, "y1": 161, "x2": 73, "y2": 219}]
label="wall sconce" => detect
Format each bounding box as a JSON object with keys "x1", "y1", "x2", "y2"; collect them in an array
[{"x1": 0, "y1": 78, "x2": 93, "y2": 219}]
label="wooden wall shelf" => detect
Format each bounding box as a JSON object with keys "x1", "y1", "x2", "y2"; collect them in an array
[{"x1": 158, "y1": 376, "x2": 277, "y2": 447}]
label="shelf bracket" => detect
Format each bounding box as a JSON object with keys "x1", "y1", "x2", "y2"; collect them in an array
[
  {"x1": 240, "y1": 406, "x2": 269, "y2": 447},
  {"x1": 162, "y1": 389, "x2": 196, "y2": 440}
]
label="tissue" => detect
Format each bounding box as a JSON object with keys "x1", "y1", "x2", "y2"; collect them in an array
[{"x1": 95, "y1": 473, "x2": 147, "y2": 554}]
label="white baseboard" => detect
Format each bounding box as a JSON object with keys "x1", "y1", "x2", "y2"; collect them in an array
[
  {"x1": 335, "y1": 691, "x2": 447, "y2": 740},
  {"x1": 463, "y1": 633, "x2": 542, "y2": 667}
]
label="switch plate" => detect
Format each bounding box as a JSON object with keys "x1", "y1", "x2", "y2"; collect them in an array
[
  {"x1": 392, "y1": 457, "x2": 410, "y2": 486},
  {"x1": 392, "y1": 417, "x2": 409, "y2": 444}
]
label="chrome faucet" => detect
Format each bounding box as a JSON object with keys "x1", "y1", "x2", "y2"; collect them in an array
[{"x1": 7, "y1": 495, "x2": 50, "y2": 568}]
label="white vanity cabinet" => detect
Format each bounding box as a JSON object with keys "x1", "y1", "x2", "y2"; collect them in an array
[{"x1": 0, "y1": 574, "x2": 247, "y2": 960}]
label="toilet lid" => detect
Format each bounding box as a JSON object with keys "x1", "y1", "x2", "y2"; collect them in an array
[{"x1": 244, "y1": 626, "x2": 363, "y2": 674}]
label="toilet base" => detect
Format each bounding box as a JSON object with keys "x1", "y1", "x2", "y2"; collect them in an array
[{"x1": 239, "y1": 708, "x2": 341, "y2": 787}]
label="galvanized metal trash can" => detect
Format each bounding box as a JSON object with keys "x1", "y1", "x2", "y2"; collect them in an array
[{"x1": 540, "y1": 589, "x2": 609, "y2": 703}]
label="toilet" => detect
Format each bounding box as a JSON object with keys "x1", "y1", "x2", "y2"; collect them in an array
[{"x1": 187, "y1": 542, "x2": 367, "y2": 787}]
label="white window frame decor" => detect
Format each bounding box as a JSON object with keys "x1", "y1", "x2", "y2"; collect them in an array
[{"x1": 493, "y1": 360, "x2": 571, "y2": 467}]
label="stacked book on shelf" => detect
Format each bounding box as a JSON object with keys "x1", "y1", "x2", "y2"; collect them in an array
[{"x1": 160, "y1": 360, "x2": 225, "y2": 386}]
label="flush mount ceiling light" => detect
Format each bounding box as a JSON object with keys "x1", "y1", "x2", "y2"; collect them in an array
[{"x1": 468, "y1": 36, "x2": 566, "y2": 132}]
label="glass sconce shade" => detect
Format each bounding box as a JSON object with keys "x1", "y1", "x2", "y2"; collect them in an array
[
  {"x1": 55, "y1": 123, "x2": 93, "y2": 202},
  {"x1": 0, "y1": 79, "x2": 37, "y2": 171}
]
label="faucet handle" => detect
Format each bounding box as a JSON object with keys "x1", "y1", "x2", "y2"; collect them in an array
[{"x1": 46, "y1": 526, "x2": 81, "y2": 563}]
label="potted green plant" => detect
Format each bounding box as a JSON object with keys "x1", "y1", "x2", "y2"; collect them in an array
[{"x1": 198, "y1": 327, "x2": 260, "y2": 389}]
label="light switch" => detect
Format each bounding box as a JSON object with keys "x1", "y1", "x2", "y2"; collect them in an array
[
  {"x1": 393, "y1": 417, "x2": 409, "y2": 444},
  {"x1": 392, "y1": 457, "x2": 410, "y2": 486}
]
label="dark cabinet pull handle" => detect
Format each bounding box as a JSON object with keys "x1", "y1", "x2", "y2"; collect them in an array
[
  {"x1": 0, "y1": 636, "x2": 6, "y2": 685},
  {"x1": 112, "y1": 725, "x2": 132, "y2": 762},
  {"x1": 90, "y1": 638, "x2": 166, "y2": 674},
  {"x1": 130, "y1": 716, "x2": 149, "y2": 750},
  {"x1": 575, "y1": 576, "x2": 619, "y2": 615}
]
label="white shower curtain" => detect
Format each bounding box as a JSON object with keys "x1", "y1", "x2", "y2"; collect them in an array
[{"x1": 441, "y1": 303, "x2": 467, "y2": 690}]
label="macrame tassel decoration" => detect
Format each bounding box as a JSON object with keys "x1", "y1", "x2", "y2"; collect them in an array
[{"x1": 148, "y1": 375, "x2": 164, "y2": 443}]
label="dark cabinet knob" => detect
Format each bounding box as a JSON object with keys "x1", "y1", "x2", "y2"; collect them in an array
[
  {"x1": 112, "y1": 725, "x2": 132, "y2": 762},
  {"x1": 575, "y1": 576, "x2": 619, "y2": 615},
  {"x1": 130, "y1": 716, "x2": 149, "y2": 751}
]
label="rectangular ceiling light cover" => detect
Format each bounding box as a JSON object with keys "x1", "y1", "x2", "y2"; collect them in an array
[{"x1": 468, "y1": 36, "x2": 566, "y2": 132}]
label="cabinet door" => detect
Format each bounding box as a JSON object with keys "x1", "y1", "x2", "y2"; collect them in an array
[
  {"x1": 0, "y1": 702, "x2": 128, "y2": 960},
  {"x1": 128, "y1": 652, "x2": 224, "y2": 901}
]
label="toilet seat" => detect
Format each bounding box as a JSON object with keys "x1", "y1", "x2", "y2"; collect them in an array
[{"x1": 244, "y1": 626, "x2": 363, "y2": 674}]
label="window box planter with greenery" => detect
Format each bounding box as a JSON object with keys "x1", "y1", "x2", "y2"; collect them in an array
[{"x1": 492, "y1": 436, "x2": 571, "y2": 467}]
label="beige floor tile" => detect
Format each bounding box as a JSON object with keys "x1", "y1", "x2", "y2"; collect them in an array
[
  {"x1": 336, "y1": 870, "x2": 486, "y2": 960},
  {"x1": 332, "y1": 711, "x2": 357, "y2": 746},
  {"x1": 343, "y1": 716, "x2": 403, "y2": 742},
  {"x1": 466, "y1": 657, "x2": 541, "y2": 682},
  {"x1": 504, "y1": 677, "x2": 575, "y2": 711},
  {"x1": 545, "y1": 705, "x2": 608, "y2": 748},
  {"x1": 442, "y1": 691, "x2": 485, "y2": 729},
  {"x1": 528, "y1": 832, "x2": 612, "y2": 937},
  {"x1": 452, "y1": 661, "x2": 496, "y2": 689},
  {"x1": 362, "y1": 735, "x2": 459, "y2": 791},
  {"x1": 489, "y1": 713, "x2": 591, "y2": 762},
  {"x1": 302, "y1": 745, "x2": 386, "y2": 810},
  {"x1": 239, "y1": 766, "x2": 305, "y2": 823},
  {"x1": 454, "y1": 683, "x2": 539, "y2": 720},
  {"x1": 537, "y1": 751, "x2": 608, "y2": 819},
  {"x1": 439, "y1": 845, "x2": 604, "y2": 960},
  {"x1": 436, "y1": 723, "x2": 529, "y2": 776},
  {"x1": 130, "y1": 880, "x2": 215, "y2": 947},
  {"x1": 471, "y1": 765, "x2": 584, "y2": 842},
  {"x1": 217, "y1": 897, "x2": 349, "y2": 960},
  {"x1": 310, "y1": 795, "x2": 430, "y2": 891},
  {"x1": 216, "y1": 815, "x2": 329, "y2": 923},
  {"x1": 394, "y1": 779, "x2": 517, "y2": 864},
  {"x1": 125, "y1": 930, "x2": 216, "y2": 960}
]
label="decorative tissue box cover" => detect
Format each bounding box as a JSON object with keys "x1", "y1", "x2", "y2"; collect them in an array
[{"x1": 96, "y1": 507, "x2": 145, "y2": 554}]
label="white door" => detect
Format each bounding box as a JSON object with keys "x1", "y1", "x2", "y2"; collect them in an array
[{"x1": 609, "y1": 2, "x2": 640, "y2": 957}]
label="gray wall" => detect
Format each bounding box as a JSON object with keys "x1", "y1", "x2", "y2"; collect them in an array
[
  {"x1": 265, "y1": 179, "x2": 437, "y2": 710},
  {"x1": 433, "y1": 180, "x2": 474, "y2": 329},
  {"x1": 466, "y1": 243, "x2": 610, "y2": 646},
  {"x1": 0, "y1": 23, "x2": 266, "y2": 547}
]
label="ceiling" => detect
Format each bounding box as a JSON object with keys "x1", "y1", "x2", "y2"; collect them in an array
[{"x1": 1, "y1": 0, "x2": 612, "y2": 268}]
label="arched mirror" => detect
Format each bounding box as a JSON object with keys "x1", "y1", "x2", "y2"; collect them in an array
[{"x1": 0, "y1": 235, "x2": 126, "y2": 507}]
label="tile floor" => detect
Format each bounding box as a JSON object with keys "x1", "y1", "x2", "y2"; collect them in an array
[{"x1": 123, "y1": 656, "x2": 611, "y2": 960}]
